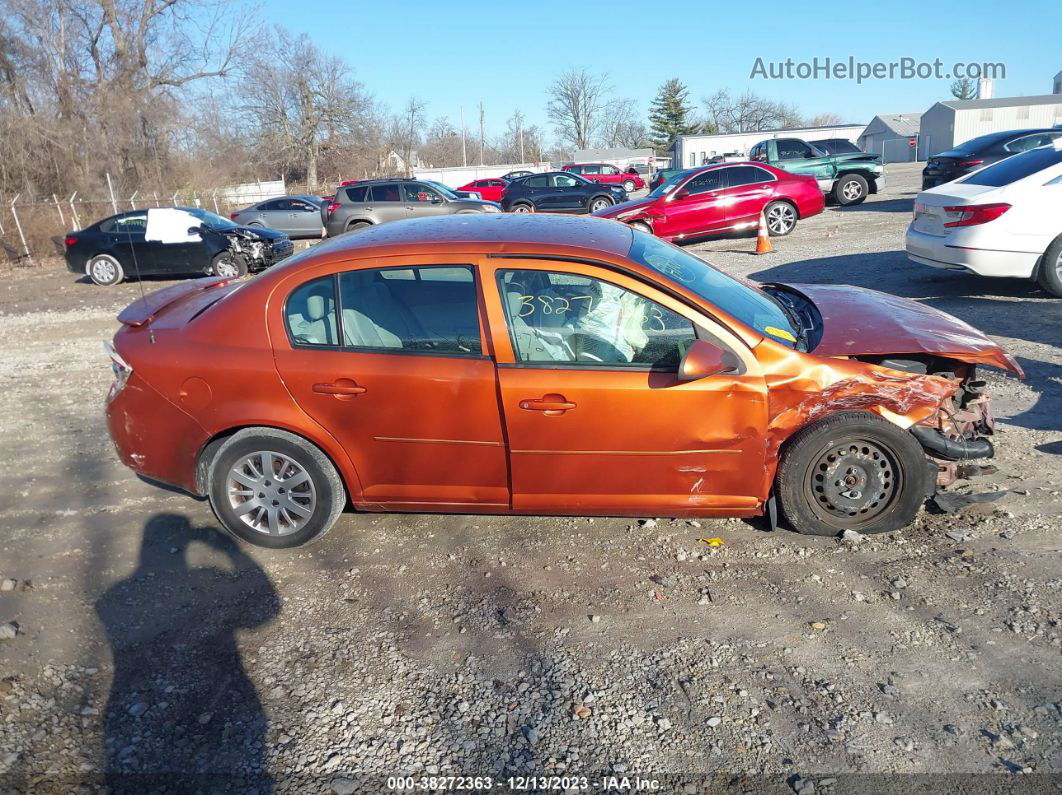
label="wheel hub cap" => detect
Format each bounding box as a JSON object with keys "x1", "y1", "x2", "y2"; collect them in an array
[
  {"x1": 93, "y1": 261, "x2": 115, "y2": 281},
  {"x1": 227, "y1": 451, "x2": 316, "y2": 536}
]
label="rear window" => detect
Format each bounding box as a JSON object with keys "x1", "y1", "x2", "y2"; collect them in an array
[{"x1": 960, "y1": 147, "x2": 1062, "y2": 187}]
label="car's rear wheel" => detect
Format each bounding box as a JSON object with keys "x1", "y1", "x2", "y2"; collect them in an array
[
  {"x1": 344, "y1": 220, "x2": 371, "y2": 234},
  {"x1": 87, "y1": 254, "x2": 124, "y2": 286},
  {"x1": 1036, "y1": 237, "x2": 1062, "y2": 297},
  {"x1": 207, "y1": 429, "x2": 346, "y2": 549},
  {"x1": 509, "y1": 203, "x2": 534, "y2": 214},
  {"x1": 776, "y1": 411, "x2": 930, "y2": 536},
  {"x1": 589, "y1": 196, "x2": 613, "y2": 213},
  {"x1": 833, "y1": 174, "x2": 868, "y2": 206},
  {"x1": 623, "y1": 179, "x2": 636, "y2": 193},
  {"x1": 211, "y1": 251, "x2": 247, "y2": 278},
  {"x1": 764, "y1": 200, "x2": 797, "y2": 236}
]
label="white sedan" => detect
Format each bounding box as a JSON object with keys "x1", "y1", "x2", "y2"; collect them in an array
[{"x1": 905, "y1": 140, "x2": 1062, "y2": 296}]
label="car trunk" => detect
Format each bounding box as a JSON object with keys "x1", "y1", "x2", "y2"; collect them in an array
[{"x1": 911, "y1": 183, "x2": 1002, "y2": 237}]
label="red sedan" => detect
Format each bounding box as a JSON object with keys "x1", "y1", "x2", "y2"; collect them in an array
[
  {"x1": 593, "y1": 162, "x2": 824, "y2": 242},
  {"x1": 457, "y1": 178, "x2": 509, "y2": 202}
]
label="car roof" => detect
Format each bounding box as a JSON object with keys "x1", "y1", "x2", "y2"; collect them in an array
[{"x1": 269, "y1": 214, "x2": 634, "y2": 268}]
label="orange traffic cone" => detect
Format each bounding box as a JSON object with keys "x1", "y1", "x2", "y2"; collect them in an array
[{"x1": 754, "y1": 209, "x2": 774, "y2": 255}]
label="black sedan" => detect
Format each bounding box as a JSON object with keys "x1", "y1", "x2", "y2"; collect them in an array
[
  {"x1": 500, "y1": 172, "x2": 627, "y2": 214},
  {"x1": 64, "y1": 207, "x2": 294, "y2": 286},
  {"x1": 922, "y1": 128, "x2": 1062, "y2": 189}
]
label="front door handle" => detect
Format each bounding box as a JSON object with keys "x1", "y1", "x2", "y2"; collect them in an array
[
  {"x1": 519, "y1": 393, "x2": 576, "y2": 415},
  {"x1": 313, "y1": 379, "x2": 367, "y2": 400}
]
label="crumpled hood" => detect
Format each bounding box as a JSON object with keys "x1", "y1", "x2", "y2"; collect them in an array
[
  {"x1": 780, "y1": 283, "x2": 1022, "y2": 375},
  {"x1": 592, "y1": 196, "x2": 656, "y2": 219}
]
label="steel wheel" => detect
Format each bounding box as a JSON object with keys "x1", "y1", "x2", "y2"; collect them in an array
[
  {"x1": 765, "y1": 202, "x2": 796, "y2": 235},
  {"x1": 803, "y1": 438, "x2": 901, "y2": 529},
  {"x1": 226, "y1": 450, "x2": 317, "y2": 537},
  {"x1": 590, "y1": 197, "x2": 612, "y2": 212}
]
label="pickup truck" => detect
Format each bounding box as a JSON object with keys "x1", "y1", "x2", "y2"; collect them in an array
[{"x1": 748, "y1": 138, "x2": 884, "y2": 206}]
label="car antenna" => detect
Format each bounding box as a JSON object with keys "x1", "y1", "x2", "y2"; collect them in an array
[{"x1": 126, "y1": 215, "x2": 155, "y2": 344}]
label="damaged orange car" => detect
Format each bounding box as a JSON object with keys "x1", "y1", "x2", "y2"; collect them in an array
[{"x1": 105, "y1": 215, "x2": 1022, "y2": 548}]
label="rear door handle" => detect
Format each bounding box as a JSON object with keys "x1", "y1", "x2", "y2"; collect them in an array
[
  {"x1": 519, "y1": 393, "x2": 576, "y2": 414},
  {"x1": 313, "y1": 379, "x2": 367, "y2": 399}
]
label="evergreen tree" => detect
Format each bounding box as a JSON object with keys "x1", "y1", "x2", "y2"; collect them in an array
[{"x1": 649, "y1": 78, "x2": 699, "y2": 150}]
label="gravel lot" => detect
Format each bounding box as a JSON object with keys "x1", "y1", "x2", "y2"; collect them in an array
[{"x1": 0, "y1": 163, "x2": 1059, "y2": 793}]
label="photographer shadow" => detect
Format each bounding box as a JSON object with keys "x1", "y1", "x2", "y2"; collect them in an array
[{"x1": 96, "y1": 513, "x2": 279, "y2": 792}]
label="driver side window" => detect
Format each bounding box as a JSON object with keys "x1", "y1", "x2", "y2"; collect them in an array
[
  {"x1": 497, "y1": 269, "x2": 697, "y2": 369},
  {"x1": 553, "y1": 174, "x2": 580, "y2": 187},
  {"x1": 777, "y1": 140, "x2": 813, "y2": 159}
]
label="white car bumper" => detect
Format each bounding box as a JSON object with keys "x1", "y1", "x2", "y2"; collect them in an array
[{"x1": 905, "y1": 226, "x2": 1038, "y2": 279}]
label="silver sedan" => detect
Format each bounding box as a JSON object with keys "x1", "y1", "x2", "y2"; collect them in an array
[{"x1": 231, "y1": 195, "x2": 325, "y2": 239}]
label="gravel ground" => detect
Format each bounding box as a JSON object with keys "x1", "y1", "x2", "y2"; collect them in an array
[{"x1": 0, "y1": 163, "x2": 1059, "y2": 793}]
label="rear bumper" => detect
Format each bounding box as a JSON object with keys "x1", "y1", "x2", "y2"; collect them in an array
[
  {"x1": 106, "y1": 373, "x2": 208, "y2": 494},
  {"x1": 905, "y1": 227, "x2": 1038, "y2": 279}
]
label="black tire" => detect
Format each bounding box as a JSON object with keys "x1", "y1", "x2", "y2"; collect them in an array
[
  {"x1": 832, "y1": 174, "x2": 868, "y2": 206},
  {"x1": 1035, "y1": 236, "x2": 1062, "y2": 297},
  {"x1": 509, "y1": 203, "x2": 534, "y2": 214},
  {"x1": 623, "y1": 179, "x2": 636, "y2": 193},
  {"x1": 211, "y1": 251, "x2": 247, "y2": 278},
  {"x1": 763, "y1": 200, "x2": 797, "y2": 236},
  {"x1": 344, "y1": 220, "x2": 371, "y2": 234},
  {"x1": 207, "y1": 428, "x2": 346, "y2": 549},
  {"x1": 589, "y1": 196, "x2": 613, "y2": 213},
  {"x1": 87, "y1": 254, "x2": 124, "y2": 286},
  {"x1": 776, "y1": 411, "x2": 931, "y2": 537}
]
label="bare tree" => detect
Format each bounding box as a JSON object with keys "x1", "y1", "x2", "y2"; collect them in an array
[
  {"x1": 702, "y1": 89, "x2": 802, "y2": 134},
  {"x1": 804, "y1": 112, "x2": 843, "y2": 127},
  {"x1": 546, "y1": 69, "x2": 611, "y2": 150},
  {"x1": 386, "y1": 98, "x2": 427, "y2": 175},
  {"x1": 950, "y1": 77, "x2": 977, "y2": 100},
  {"x1": 419, "y1": 117, "x2": 465, "y2": 169},
  {"x1": 597, "y1": 98, "x2": 649, "y2": 148},
  {"x1": 496, "y1": 110, "x2": 543, "y2": 164},
  {"x1": 240, "y1": 27, "x2": 371, "y2": 190}
]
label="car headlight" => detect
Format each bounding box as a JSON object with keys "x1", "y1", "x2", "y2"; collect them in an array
[
  {"x1": 481, "y1": 204, "x2": 501, "y2": 213},
  {"x1": 872, "y1": 164, "x2": 883, "y2": 172}
]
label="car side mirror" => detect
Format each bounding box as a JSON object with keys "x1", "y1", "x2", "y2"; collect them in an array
[
  {"x1": 186, "y1": 225, "x2": 204, "y2": 236},
  {"x1": 431, "y1": 196, "x2": 443, "y2": 204},
  {"x1": 674, "y1": 189, "x2": 690, "y2": 200},
  {"x1": 805, "y1": 152, "x2": 818, "y2": 158},
  {"x1": 678, "y1": 339, "x2": 736, "y2": 381}
]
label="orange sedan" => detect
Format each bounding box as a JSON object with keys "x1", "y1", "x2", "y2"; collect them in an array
[{"x1": 105, "y1": 215, "x2": 1020, "y2": 547}]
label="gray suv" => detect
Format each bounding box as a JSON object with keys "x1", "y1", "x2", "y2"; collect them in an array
[{"x1": 323, "y1": 179, "x2": 500, "y2": 236}]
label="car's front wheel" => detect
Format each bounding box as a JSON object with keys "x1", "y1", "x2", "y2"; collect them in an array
[
  {"x1": 623, "y1": 179, "x2": 636, "y2": 193},
  {"x1": 629, "y1": 221, "x2": 653, "y2": 235},
  {"x1": 211, "y1": 251, "x2": 247, "y2": 278},
  {"x1": 589, "y1": 196, "x2": 613, "y2": 213},
  {"x1": 207, "y1": 428, "x2": 346, "y2": 548},
  {"x1": 776, "y1": 411, "x2": 931, "y2": 536},
  {"x1": 833, "y1": 174, "x2": 868, "y2": 206},
  {"x1": 1036, "y1": 236, "x2": 1062, "y2": 297},
  {"x1": 87, "y1": 254, "x2": 124, "y2": 286},
  {"x1": 764, "y1": 200, "x2": 797, "y2": 236}
]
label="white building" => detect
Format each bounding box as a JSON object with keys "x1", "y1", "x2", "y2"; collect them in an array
[
  {"x1": 1054, "y1": 69, "x2": 1062, "y2": 94},
  {"x1": 859, "y1": 113, "x2": 922, "y2": 163},
  {"x1": 670, "y1": 124, "x2": 866, "y2": 169},
  {"x1": 918, "y1": 95, "x2": 1062, "y2": 156}
]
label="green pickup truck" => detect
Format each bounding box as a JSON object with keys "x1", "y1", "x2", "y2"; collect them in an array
[{"x1": 748, "y1": 137, "x2": 884, "y2": 206}]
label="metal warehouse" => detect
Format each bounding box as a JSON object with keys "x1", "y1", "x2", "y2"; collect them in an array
[
  {"x1": 858, "y1": 113, "x2": 922, "y2": 163},
  {"x1": 919, "y1": 94, "x2": 1062, "y2": 156},
  {"x1": 670, "y1": 124, "x2": 866, "y2": 168}
]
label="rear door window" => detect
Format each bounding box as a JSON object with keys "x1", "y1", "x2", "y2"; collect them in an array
[
  {"x1": 725, "y1": 166, "x2": 774, "y2": 187},
  {"x1": 286, "y1": 277, "x2": 339, "y2": 346},
  {"x1": 369, "y1": 184, "x2": 401, "y2": 202},
  {"x1": 525, "y1": 176, "x2": 549, "y2": 188},
  {"x1": 101, "y1": 213, "x2": 148, "y2": 234}
]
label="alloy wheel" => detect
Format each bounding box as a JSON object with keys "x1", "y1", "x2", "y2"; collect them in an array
[
  {"x1": 841, "y1": 180, "x2": 863, "y2": 201},
  {"x1": 226, "y1": 450, "x2": 317, "y2": 536},
  {"x1": 803, "y1": 438, "x2": 901, "y2": 529},
  {"x1": 511, "y1": 204, "x2": 532, "y2": 213},
  {"x1": 766, "y1": 204, "x2": 795, "y2": 234},
  {"x1": 590, "y1": 198, "x2": 611, "y2": 212},
  {"x1": 214, "y1": 256, "x2": 240, "y2": 278}
]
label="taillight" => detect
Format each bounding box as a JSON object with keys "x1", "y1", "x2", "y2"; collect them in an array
[
  {"x1": 104, "y1": 341, "x2": 133, "y2": 399},
  {"x1": 326, "y1": 200, "x2": 340, "y2": 217},
  {"x1": 957, "y1": 158, "x2": 984, "y2": 169},
  {"x1": 64, "y1": 235, "x2": 78, "y2": 248},
  {"x1": 230, "y1": 212, "x2": 238, "y2": 220},
  {"x1": 942, "y1": 203, "x2": 1011, "y2": 228}
]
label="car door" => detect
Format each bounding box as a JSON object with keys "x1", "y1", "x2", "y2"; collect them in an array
[
  {"x1": 366, "y1": 183, "x2": 406, "y2": 224},
  {"x1": 774, "y1": 139, "x2": 834, "y2": 182},
  {"x1": 516, "y1": 174, "x2": 550, "y2": 209},
  {"x1": 597, "y1": 164, "x2": 621, "y2": 185},
  {"x1": 550, "y1": 173, "x2": 586, "y2": 211},
  {"x1": 483, "y1": 260, "x2": 768, "y2": 514},
  {"x1": 257, "y1": 199, "x2": 289, "y2": 233},
  {"x1": 579, "y1": 164, "x2": 601, "y2": 183},
  {"x1": 720, "y1": 166, "x2": 777, "y2": 228},
  {"x1": 657, "y1": 168, "x2": 728, "y2": 239},
  {"x1": 103, "y1": 213, "x2": 167, "y2": 274},
  {"x1": 402, "y1": 183, "x2": 451, "y2": 219},
  {"x1": 289, "y1": 198, "x2": 323, "y2": 236},
  {"x1": 271, "y1": 262, "x2": 509, "y2": 507}
]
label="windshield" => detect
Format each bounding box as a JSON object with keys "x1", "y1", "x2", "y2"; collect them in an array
[
  {"x1": 628, "y1": 232, "x2": 801, "y2": 348},
  {"x1": 424, "y1": 181, "x2": 460, "y2": 199},
  {"x1": 185, "y1": 207, "x2": 238, "y2": 231},
  {"x1": 647, "y1": 171, "x2": 690, "y2": 198}
]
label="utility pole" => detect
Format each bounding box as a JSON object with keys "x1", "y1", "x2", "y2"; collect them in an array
[
  {"x1": 478, "y1": 103, "x2": 485, "y2": 166},
  {"x1": 460, "y1": 106, "x2": 467, "y2": 167},
  {"x1": 519, "y1": 118, "x2": 525, "y2": 163}
]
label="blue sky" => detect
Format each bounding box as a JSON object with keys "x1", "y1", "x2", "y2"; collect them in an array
[{"x1": 261, "y1": 0, "x2": 1061, "y2": 139}]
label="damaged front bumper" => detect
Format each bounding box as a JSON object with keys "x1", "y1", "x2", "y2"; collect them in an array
[{"x1": 911, "y1": 375, "x2": 996, "y2": 486}]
